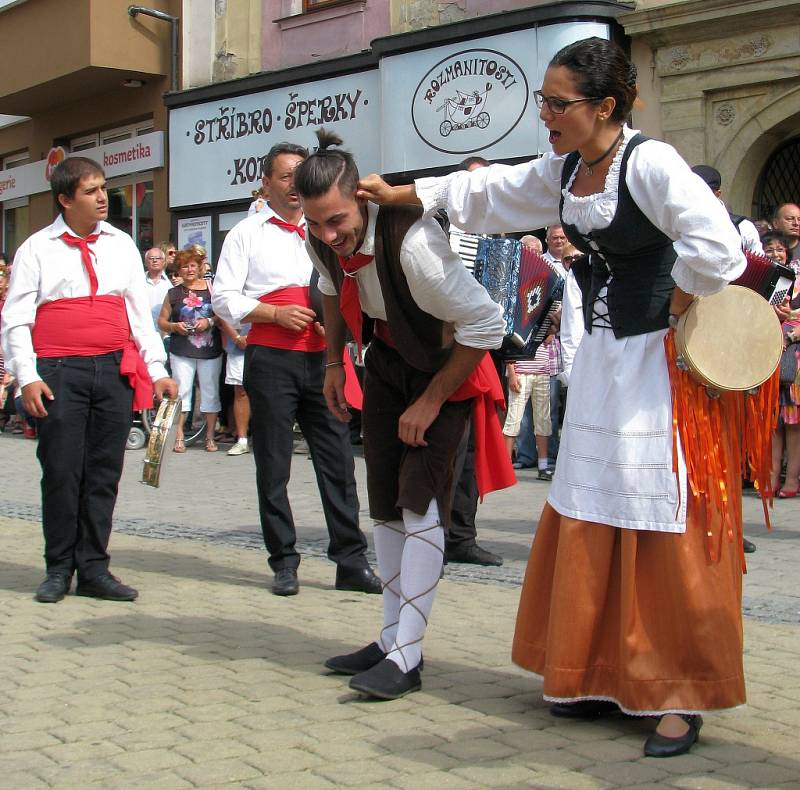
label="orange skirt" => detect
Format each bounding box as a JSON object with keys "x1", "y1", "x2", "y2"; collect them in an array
[{"x1": 511, "y1": 497, "x2": 745, "y2": 715}]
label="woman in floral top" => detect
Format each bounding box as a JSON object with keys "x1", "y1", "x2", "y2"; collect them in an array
[{"x1": 158, "y1": 249, "x2": 231, "y2": 452}]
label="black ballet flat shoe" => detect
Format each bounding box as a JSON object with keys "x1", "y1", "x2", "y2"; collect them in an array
[
  {"x1": 325, "y1": 642, "x2": 386, "y2": 675},
  {"x1": 349, "y1": 658, "x2": 422, "y2": 700},
  {"x1": 550, "y1": 699, "x2": 620, "y2": 719},
  {"x1": 644, "y1": 714, "x2": 703, "y2": 758},
  {"x1": 326, "y1": 643, "x2": 424, "y2": 676}
]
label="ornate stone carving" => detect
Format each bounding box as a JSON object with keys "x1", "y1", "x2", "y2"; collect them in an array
[
  {"x1": 719, "y1": 34, "x2": 773, "y2": 63},
  {"x1": 668, "y1": 46, "x2": 691, "y2": 70},
  {"x1": 715, "y1": 103, "x2": 736, "y2": 126}
]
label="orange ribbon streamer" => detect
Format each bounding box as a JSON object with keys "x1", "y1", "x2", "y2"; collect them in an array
[{"x1": 664, "y1": 331, "x2": 779, "y2": 570}]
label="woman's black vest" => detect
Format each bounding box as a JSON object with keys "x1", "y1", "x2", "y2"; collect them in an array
[{"x1": 560, "y1": 134, "x2": 677, "y2": 338}]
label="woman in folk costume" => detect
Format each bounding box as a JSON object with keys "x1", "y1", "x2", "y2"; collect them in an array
[{"x1": 358, "y1": 36, "x2": 778, "y2": 757}]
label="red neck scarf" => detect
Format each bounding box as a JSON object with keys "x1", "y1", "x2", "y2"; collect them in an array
[
  {"x1": 60, "y1": 231, "x2": 100, "y2": 296},
  {"x1": 338, "y1": 253, "x2": 374, "y2": 360},
  {"x1": 268, "y1": 216, "x2": 305, "y2": 240}
]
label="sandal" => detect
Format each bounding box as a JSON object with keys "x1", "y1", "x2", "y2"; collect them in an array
[
  {"x1": 173, "y1": 439, "x2": 186, "y2": 453},
  {"x1": 205, "y1": 438, "x2": 218, "y2": 453}
]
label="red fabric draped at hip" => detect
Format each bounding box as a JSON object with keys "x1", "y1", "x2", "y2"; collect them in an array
[
  {"x1": 247, "y1": 287, "x2": 325, "y2": 352},
  {"x1": 450, "y1": 353, "x2": 517, "y2": 499},
  {"x1": 32, "y1": 295, "x2": 154, "y2": 411}
]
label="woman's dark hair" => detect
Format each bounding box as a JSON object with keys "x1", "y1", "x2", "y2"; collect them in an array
[
  {"x1": 50, "y1": 156, "x2": 105, "y2": 206},
  {"x1": 550, "y1": 37, "x2": 637, "y2": 123},
  {"x1": 761, "y1": 231, "x2": 789, "y2": 252},
  {"x1": 294, "y1": 128, "x2": 359, "y2": 199}
]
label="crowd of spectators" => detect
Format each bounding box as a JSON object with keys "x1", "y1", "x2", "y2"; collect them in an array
[{"x1": 1, "y1": 185, "x2": 799, "y2": 504}]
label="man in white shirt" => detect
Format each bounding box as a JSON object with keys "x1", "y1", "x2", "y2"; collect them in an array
[
  {"x1": 143, "y1": 247, "x2": 171, "y2": 332},
  {"x1": 212, "y1": 142, "x2": 380, "y2": 598},
  {"x1": 0, "y1": 157, "x2": 176, "y2": 603},
  {"x1": 542, "y1": 224, "x2": 569, "y2": 276},
  {"x1": 296, "y1": 130, "x2": 508, "y2": 701}
]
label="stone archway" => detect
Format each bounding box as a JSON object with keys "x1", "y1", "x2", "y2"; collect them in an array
[{"x1": 717, "y1": 86, "x2": 800, "y2": 219}]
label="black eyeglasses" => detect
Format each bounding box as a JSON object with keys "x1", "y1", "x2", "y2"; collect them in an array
[{"x1": 533, "y1": 91, "x2": 601, "y2": 115}]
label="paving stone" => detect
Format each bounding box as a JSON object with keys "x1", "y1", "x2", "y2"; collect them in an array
[
  {"x1": 586, "y1": 760, "x2": 670, "y2": 785},
  {"x1": 244, "y1": 748, "x2": 324, "y2": 774},
  {"x1": 176, "y1": 757, "x2": 263, "y2": 785},
  {"x1": 244, "y1": 772, "x2": 336, "y2": 789},
  {"x1": 109, "y1": 747, "x2": 192, "y2": 772},
  {"x1": 717, "y1": 761, "x2": 800, "y2": 785},
  {"x1": 315, "y1": 758, "x2": 405, "y2": 786}
]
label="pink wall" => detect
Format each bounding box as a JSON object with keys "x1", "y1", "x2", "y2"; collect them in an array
[
  {"x1": 263, "y1": 1, "x2": 390, "y2": 72},
  {"x1": 262, "y1": 0, "x2": 548, "y2": 72}
]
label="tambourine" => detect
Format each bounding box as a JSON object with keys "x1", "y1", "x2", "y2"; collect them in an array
[
  {"x1": 674, "y1": 285, "x2": 782, "y2": 394},
  {"x1": 141, "y1": 398, "x2": 182, "y2": 488}
]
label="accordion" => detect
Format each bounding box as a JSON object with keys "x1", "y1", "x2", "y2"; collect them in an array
[
  {"x1": 733, "y1": 249, "x2": 795, "y2": 305},
  {"x1": 473, "y1": 237, "x2": 564, "y2": 359}
]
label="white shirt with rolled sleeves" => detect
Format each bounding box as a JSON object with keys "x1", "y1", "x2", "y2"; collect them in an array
[
  {"x1": 416, "y1": 126, "x2": 746, "y2": 532},
  {"x1": 144, "y1": 271, "x2": 171, "y2": 331},
  {"x1": 212, "y1": 206, "x2": 313, "y2": 327},
  {"x1": 1, "y1": 215, "x2": 168, "y2": 389},
  {"x1": 309, "y1": 201, "x2": 505, "y2": 351}
]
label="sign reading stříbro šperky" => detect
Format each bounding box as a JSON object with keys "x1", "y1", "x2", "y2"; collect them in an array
[
  {"x1": 168, "y1": 72, "x2": 381, "y2": 208},
  {"x1": 167, "y1": 20, "x2": 609, "y2": 207}
]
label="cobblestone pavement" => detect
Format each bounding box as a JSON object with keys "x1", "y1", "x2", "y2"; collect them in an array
[{"x1": 1, "y1": 434, "x2": 799, "y2": 788}]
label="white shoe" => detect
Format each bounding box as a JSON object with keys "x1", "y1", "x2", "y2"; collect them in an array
[{"x1": 227, "y1": 439, "x2": 249, "y2": 456}]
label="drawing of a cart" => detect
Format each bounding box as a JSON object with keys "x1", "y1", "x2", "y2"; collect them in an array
[{"x1": 438, "y1": 83, "x2": 492, "y2": 137}]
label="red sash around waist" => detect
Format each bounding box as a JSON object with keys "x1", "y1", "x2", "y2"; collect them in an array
[
  {"x1": 32, "y1": 295, "x2": 154, "y2": 411},
  {"x1": 373, "y1": 322, "x2": 515, "y2": 498},
  {"x1": 247, "y1": 286, "x2": 326, "y2": 352}
]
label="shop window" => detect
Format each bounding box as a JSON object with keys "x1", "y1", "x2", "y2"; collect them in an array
[
  {"x1": 3, "y1": 198, "x2": 29, "y2": 261},
  {"x1": 1, "y1": 153, "x2": 29, "y2": 259},
  {"x1": 106, "y1": 175, "x2": 154, "y2": 253}
]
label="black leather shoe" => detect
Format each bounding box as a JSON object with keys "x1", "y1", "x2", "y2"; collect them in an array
[
  {"x1": 349, "y1": 658, "x2": 422, "y2": 700},
  {"x1": 537, "y1": 469, "x2": 554, "y2": 481},
  {"x1": 644, "y1": 714, "x2": 703, "y2": 758},
  {"x1": 335, "y1": 565, "x2": 382, "y2": 594},
  {"x1": 272, "y1": 568, "x2": 299, "y2": 596},
  {"x1": 326, "y1": 643, "x2": 424, "y2": 675},
  {"x1": 76, "y1": 572, "x2": 138, "y2": 601},
  {"x1": 35, "y1": 572, "x2": 72, "y2": 603},
  {"x1": 445, "y1": 543, "x2": 503, "y2": 566},
  {"x1": 550, "y1": 699, "x2": 620, "y2": 718},
  {"x1": 325, "y1": 642, "x2": 386, "y2": 675},
  {"x1": 743, "y1": 538, "x2": 757, "y2": 553}
]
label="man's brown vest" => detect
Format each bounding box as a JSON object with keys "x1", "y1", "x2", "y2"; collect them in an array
[{"x1": 308, "y1": 205, "x2": 454, "y2": 373}]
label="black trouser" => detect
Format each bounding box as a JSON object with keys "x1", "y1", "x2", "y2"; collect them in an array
[
  {"x1": 35, "y1": 352, "x2": 133, "y2": 580},
  {"x1": 244, "y1": 345, "x2": 367, "y2": 572},
  {"x1": 447, "y1": 418, "x2": 479, "y2": 550}
]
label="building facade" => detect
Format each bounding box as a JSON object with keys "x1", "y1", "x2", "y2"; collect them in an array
[
  {"x1": 0, "y1": 0, "x2": 179, "y2": 259},
  {"x1": 620, "y1": 0, "x2": 800, "y2": 220}
]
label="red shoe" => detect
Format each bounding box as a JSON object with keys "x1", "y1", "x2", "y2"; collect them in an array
[
  {"x1": 22, "y1": 423, "x2": 37, "y2": 440},
  {"x1": 777, "y1": 489, "x2": 798, "y2": 499}
]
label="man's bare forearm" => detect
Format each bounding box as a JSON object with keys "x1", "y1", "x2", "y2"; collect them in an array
[{"x1": 321, "y1": 294, "x2": 348, "y2": 363}]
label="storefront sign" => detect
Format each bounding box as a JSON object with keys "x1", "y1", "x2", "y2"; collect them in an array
[
  {"x1": 177, "y1": 216, "x2": 212, "y2": 251},
  {"x1": 169, "y1": 72, "x2": 381, "y2": 208},
  {"x1": 0, "y1": 131, "x2": 165, "y2": 202},
  {"x1": 0, "y1": 158, "x2": 48, "y2": 202},
  {"x1": 411, "y1": 48, "x2": 529, "y2": 155},
  {"x1": 381, "y1": 21, "x2": 609, "y2": 172}
]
